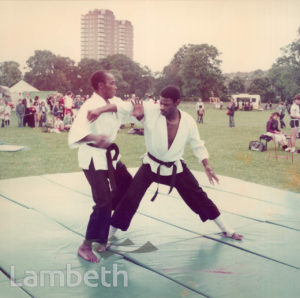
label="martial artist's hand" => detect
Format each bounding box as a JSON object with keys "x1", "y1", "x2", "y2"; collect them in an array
[
  {"x1": 131, "y1": 98, "x2": 144, "y2": 120},
  {"x1": 204, "y1": 166, "x2": 219, "y2": 185},
  {"x1": 87, "y1": 108, "x2": 102, "y2": 122}
]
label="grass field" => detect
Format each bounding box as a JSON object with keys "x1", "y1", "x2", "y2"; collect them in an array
[{"x1": 0, "y1": 103, "x2": 299, "y2": 192}]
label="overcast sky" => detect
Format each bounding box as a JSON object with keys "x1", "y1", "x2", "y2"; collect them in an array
[{"x1": 0, "y1": 0, "x2": 299, "y2": 74}]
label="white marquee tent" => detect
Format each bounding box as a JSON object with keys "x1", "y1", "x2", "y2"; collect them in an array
[{"x1": 9, "y1": 80, "x2": 39, "y2": 104}]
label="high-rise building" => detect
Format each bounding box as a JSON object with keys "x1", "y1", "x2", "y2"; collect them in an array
[
  {"x1": 114, "y1": 20, "x2": 133, "y2": 59},
  {"x1": 81, "y1": 9, "x2": 133, "y2": 60}
]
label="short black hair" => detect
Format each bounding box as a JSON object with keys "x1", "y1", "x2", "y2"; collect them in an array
[
  {"x1": 160, "y1": 86, "x2": 181, "y2": 102},
  {"x1": 90, "y1": 71, "x2": 108, "y2": 91}
]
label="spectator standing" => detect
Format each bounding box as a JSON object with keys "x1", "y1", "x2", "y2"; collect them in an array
[
  {"x1": 278, "y1": 102, "x2": 286, "y2": 128},
  {"x1": 28, "y1": 103, "x2": 36, "y2": 128},
  {"x1": 285, "y1": 94, "x2": 300, "y2": 153},
  {"x1": 197, "y1": 105, "x2": 205, "y2": 124},
  {"x1": 219, "y1": 100, "x2": 223, "y2": 110},
  {"x1": 39, "y1": 101, "x2": 48, "y2": 127},
  {"x1": 4, "y1": 101, "x2": 11, "y2": 126},
  {"x1": 47, "y1": 95, "x2": 54, "y2": 112},
  {"x1": 22, "y1": 93, "x2": 32, "y2": 127},
  {"x1": 195, "y1": 98, "x2": 204, "y2": 118},
  {"x1": 64, "y1": 91, "x2": 74, "y2": 116},
  {"x1": 0, "y1": 99, "x2": 5, "y2": 128},
  {"x1": 33, "y1": 96, "x2": 40, "y2": 128},
  {"x1": 227, "y1": 98, "x2": 236, "y2": 127},
  {"x1": 16, "y1": 99, "x2": 25, "y2": 127}
]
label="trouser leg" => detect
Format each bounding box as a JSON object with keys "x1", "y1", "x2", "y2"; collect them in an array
[
  {"x1": 111, "y1": 161, "x2": 132, "y2": 210},
  {"x1": 83, "y1": 161, "x2": 112, "y2": 243},
  {"x1": 229, "y1": 116, "x2": 235, "y2": 127},
  {"x1": 174, "y1": 163, "x2": 220, "y2": 222},
  {"x1": 111, "y1": 164, "x2": 153, "y2": 231},
  {"x1": 17, "y1": 115, "x2": 21, "y2": 127}
]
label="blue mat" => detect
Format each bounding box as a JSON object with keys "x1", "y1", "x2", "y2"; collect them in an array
[{"x1": 0, "y1": 171, "x2": 299, "y2": 297}]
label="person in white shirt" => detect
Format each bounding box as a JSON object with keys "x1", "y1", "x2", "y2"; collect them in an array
[
  {"x1": 195, "y1": 98, "x2": 205, "y2": 122},
  {"x1": 88, "y1": 86, "x2": 243, "y2": 241},
  {"x1": 4, "y1": 101, "x2": 11, "y2": 126},
  {"x1": 64, "y1": 91, "x2": 74, "y2": 116},
  {"x1": 68, "y1": 71, "x2": 132, "y2": 263},
  {"x1": 286, "y1": 94, "x2": 300, "y2": 153}
]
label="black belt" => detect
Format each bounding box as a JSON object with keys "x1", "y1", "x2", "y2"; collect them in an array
[
  {"x1": 106, "y1": 143, "x2": 119, "y2": 192},
  {"x1": 147, "y1": 152, "x2": 177, "y2": 202},
  {"x1": 88, "y1": 142, "x2": 119, "y2": 192}
]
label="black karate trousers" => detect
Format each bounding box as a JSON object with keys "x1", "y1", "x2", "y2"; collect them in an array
[
  {"x1": 111, "y1": 162, "x2": 220, "y2": 231},
  {"x1": 83, "y1": 160, "x2": 132, "y2": 243}
]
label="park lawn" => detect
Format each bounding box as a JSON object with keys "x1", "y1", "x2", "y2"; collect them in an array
[{"x1": 0, "y1": 103, "x2": 299, "y2": 193}]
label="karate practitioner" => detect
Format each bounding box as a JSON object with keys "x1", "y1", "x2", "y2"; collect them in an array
[
  {"x1": 88, "y1": 86, "x2": 243, "y2": 241},
  {"x1": 68, "y1": 71, "x2": 132, "y2": 263}
]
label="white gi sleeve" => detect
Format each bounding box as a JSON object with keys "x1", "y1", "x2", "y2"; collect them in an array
[
  {"x1": 188, "y1": 118, "x2": 209, "y2": 162},
  {"x1": 68, "y1": 104, "x2": 91, "y2": 148}
]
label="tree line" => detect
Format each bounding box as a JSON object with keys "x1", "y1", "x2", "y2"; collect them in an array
[{"x1": 0, "y1": 28, "x2": 299, "y2": 102}]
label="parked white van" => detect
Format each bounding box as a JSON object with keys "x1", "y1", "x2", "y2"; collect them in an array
[{"x1": 231, "y1": 94, "x2": 261, "y2": 110}]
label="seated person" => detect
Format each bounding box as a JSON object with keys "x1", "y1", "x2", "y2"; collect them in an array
[
  {"x1": 43, "y1": 116, "x2": 64, "y2": 134},
  {"x1": 265, "y1": 112, "x2": 288, "y2": 150}
]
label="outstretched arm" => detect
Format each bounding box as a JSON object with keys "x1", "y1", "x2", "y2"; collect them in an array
[
  {"x1": 87, "y1": 100, "x2": 144, "y2": 122},
  {"x1": 87, "y1": 104, "x2": 117, "y2": 122}
]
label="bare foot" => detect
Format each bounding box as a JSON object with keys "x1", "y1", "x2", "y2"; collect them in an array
[
  {"x1": 78, "y1": 243, "x2": 99, "y2": 263},
  {"x1": 222, "y1": 232, "x2": 243, "y2": 241}
]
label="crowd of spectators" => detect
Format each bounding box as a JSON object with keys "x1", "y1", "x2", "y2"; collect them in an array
[{"x1": 3, "y1": 91, "x2": 87, "y2": 132}]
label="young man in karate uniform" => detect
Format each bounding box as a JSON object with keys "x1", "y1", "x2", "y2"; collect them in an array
[
  {"x1": 88, "y1": 86, "x2": 243, "y2": 241},
  {"x1": 68, "y1": 71, "x2": 132, "y2": 263}
]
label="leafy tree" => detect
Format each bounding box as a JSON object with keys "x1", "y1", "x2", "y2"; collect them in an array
[
  {"x1": 247, "y1": 77, "x2": 275, "y2": 102},
  {"x1": 162, "y1": 45, "x2": 187, "y2": 88},
  {"x1": 0, "y1": 61, "x2": 22, "y2": 87},
  {"x1": 179, "y1": 44, "x2": 226, "y2": 100},
  {"x1": 99, "y1": 54, "x2": 153, "y2": 98},
  {"x1": 268, "y1": 27, "x2": 300, "y2": 101},
  {"x1": 76, "y1": 58, "x2": 104, "y2": 95},
  {"x1": 228, "y1": 76, "x2": 245, "y2": 94},
  {"x1": 24, "y1": 50, "x2": 76, "y2": 93},
  {"x1": 153, "y1": 73, "x2": 169, "y2": 98},
  {"x1": 268, "y1": 65, "x2": 299, "y2": 102}
]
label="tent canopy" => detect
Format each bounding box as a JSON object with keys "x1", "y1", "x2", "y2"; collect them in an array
[{"x1": 10, "y1": 80, "x2": 39, "y2": 93}]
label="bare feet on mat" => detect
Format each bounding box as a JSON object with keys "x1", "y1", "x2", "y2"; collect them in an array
[
  {"x1": 78, "y1": 243, "x2": 99, "y2": 263},
  {"x1": 222, "y1": 232, "x2": 243, "y2": 241}
]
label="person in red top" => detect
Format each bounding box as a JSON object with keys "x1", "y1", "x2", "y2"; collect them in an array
[{"x1": 266, "y1": 112, "x2": 288, "y2": 150}]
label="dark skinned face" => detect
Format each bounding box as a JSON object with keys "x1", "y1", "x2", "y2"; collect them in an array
[
  {"x1": 98, "y1": 73, "x2": 117, "y2": 100},
  {"x1": 159, "y1": 97, "x2": 180, "y2": 118}
]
